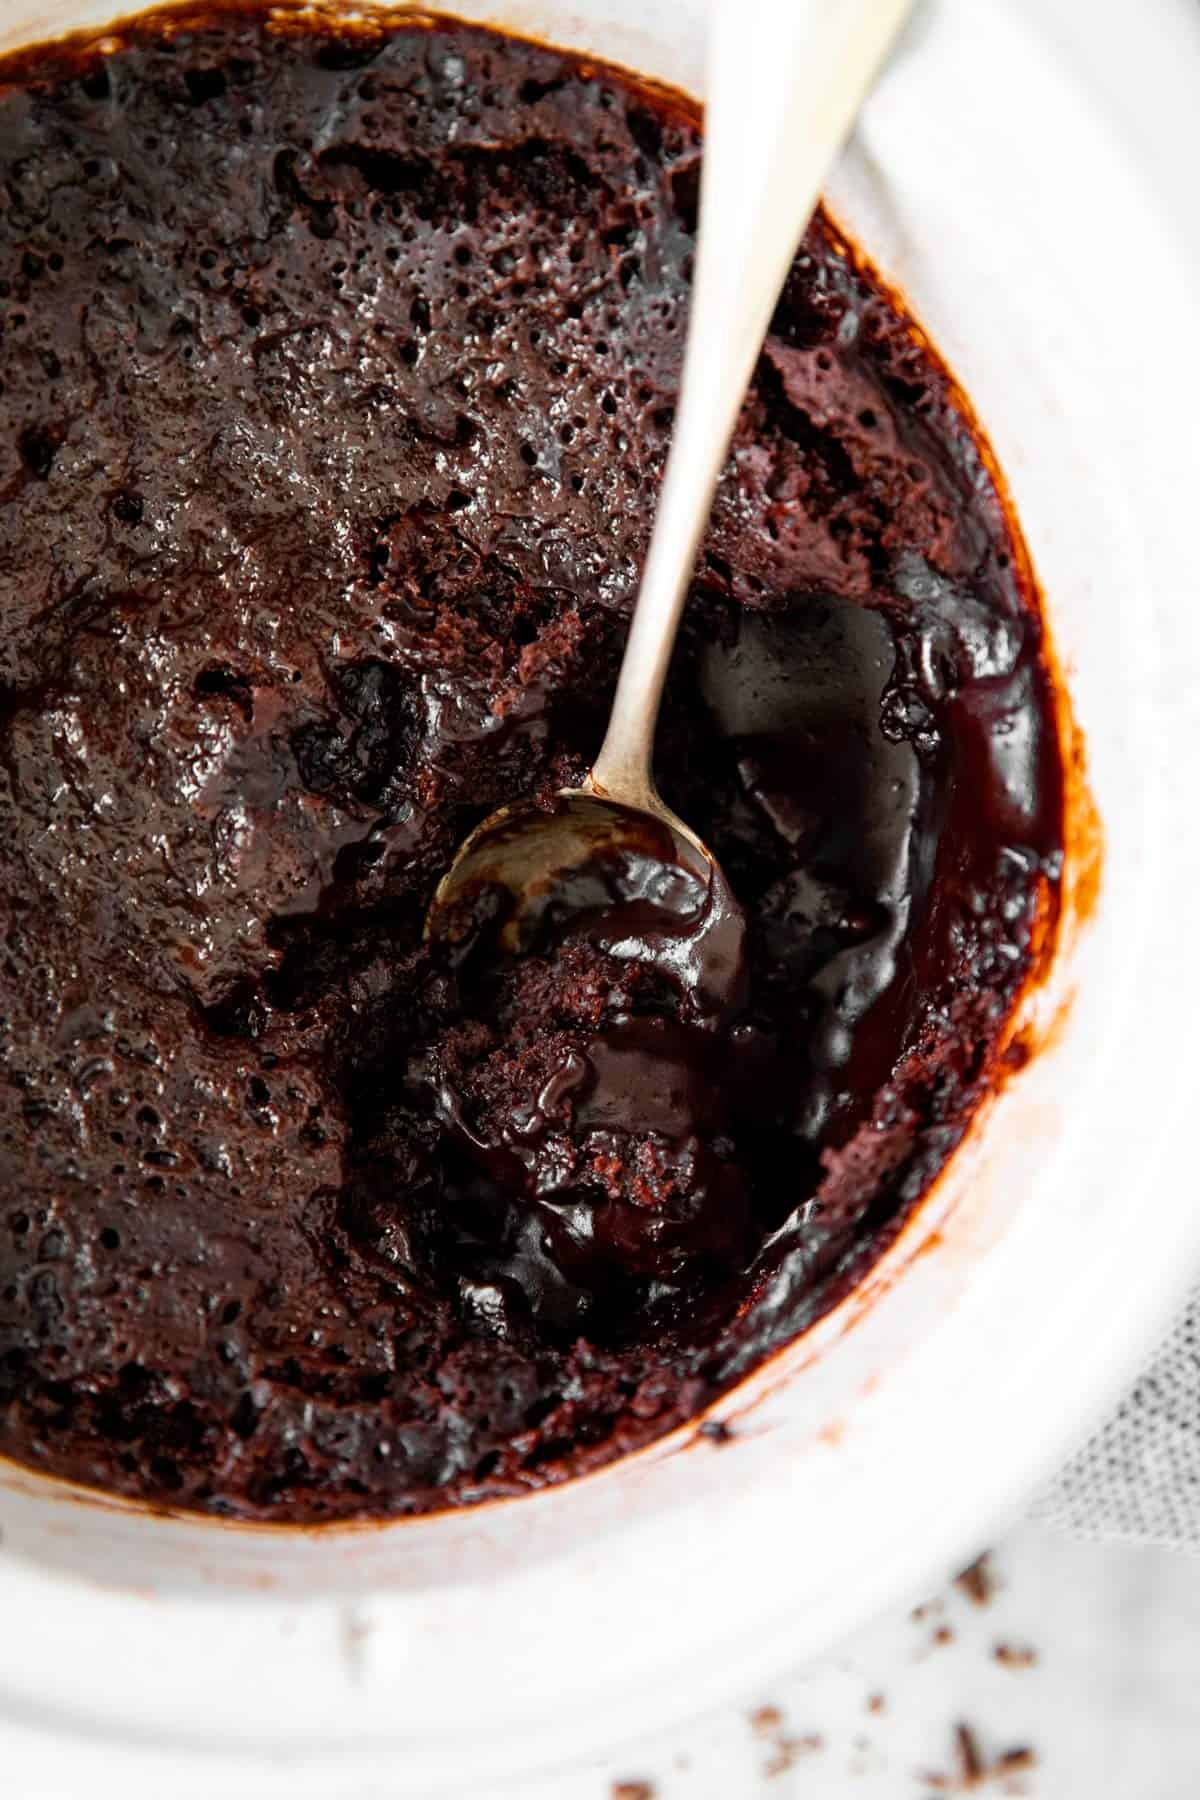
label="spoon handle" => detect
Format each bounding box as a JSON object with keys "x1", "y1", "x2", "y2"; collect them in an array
[{"x1": 590, "y1": 0, "x2": 912, "y2": 808}]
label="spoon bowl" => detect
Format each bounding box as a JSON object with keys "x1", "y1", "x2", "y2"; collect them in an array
[
  {"x1": 426, "y1": 783, "x2": 748, "y2": 1020},
  {"x1": 427, "y1": 780, "x2": 707, "y2": 950}
]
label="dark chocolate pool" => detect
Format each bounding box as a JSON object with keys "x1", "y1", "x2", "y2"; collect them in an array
[{"x1": 0, "y1": 6, "x2": 1064, "y2": 1521}]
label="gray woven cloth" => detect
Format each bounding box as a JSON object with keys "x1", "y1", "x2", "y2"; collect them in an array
[{"x1": 1034, "y1": 1295, "x2": 1200, "y2": 1547}]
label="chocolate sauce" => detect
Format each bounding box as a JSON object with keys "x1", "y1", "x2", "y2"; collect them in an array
[{"x1": 0, "y1": 6, "x2": 1063, "y2": 1519}]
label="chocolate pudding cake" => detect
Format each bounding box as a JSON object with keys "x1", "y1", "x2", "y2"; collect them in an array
[{"x1": 0, "y1": 5, "x2": 1064, "y2": 1520}]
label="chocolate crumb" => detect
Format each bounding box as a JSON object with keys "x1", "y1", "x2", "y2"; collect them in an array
[
  {"x1": 955, "y1": 1554, "x2": 996, "y2": 1607},
  {"x1": 699, "y1": 1418, "x2": 734, "y2": 1446},
  {"x1": 765, "y1": 1733, "x2": 824, "y2": 1778},
  {"x1": 956, "y1": 1723, "x2": 985, "y2": 1783},
  {"x1": 867, "y1": 1692, "x2": 887, "y2": 1715},
  {"x1": 993, "y1": 1643, "x2": 1037, "y2": 1670},
  {"x1": 750, "y1": 1705, "x2": 784, "y2": 1735},
  {"x1": 933, "y1": 1624, "x2": 956, "y2": 1647},
  {"x1": 921, "y1": 1724, "x2": 1037, "y2": 1792},
  {"x1": 612, "y1": 1783, "x2": 655, "y2": 1800}
]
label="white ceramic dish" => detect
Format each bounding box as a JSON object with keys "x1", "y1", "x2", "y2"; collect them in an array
[{"x1": 1, "y1": 1, "x2": 1199, "y2": 1794}]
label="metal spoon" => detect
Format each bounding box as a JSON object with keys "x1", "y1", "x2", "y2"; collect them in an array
[{"x1": 427, "y1": 0, "x2": 912, "y2": 955}]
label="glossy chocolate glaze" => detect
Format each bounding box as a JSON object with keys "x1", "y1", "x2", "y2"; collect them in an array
[
  {"x1": 0, "y1": 6, "x2": 1063, "y2": 1519},
  {"x1": 423, "y1": 797, "x2": 752, "y2": 1328}
]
